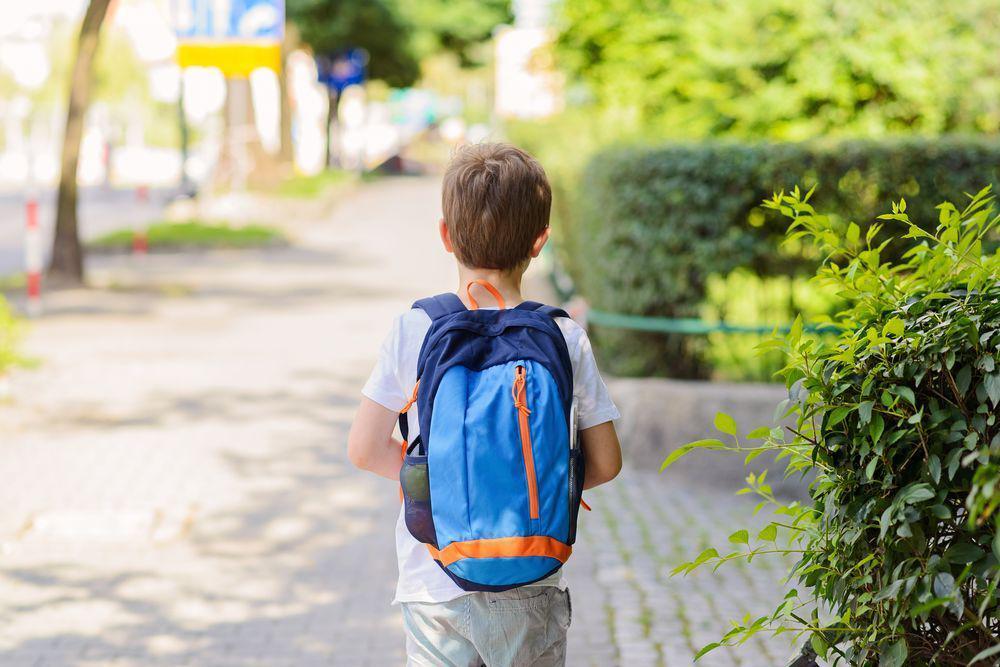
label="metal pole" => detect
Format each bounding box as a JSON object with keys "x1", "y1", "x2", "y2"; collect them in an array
[
  {"x1": 25, "y1": 192, "x2": 42, "y2": 317},
  {"x1": 133, "y1": 185, "x2": 149, "y2": 255}
]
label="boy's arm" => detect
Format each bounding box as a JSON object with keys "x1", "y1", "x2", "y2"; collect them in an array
[
  {"x1": 580, "y1": 421, "x2": 622, "y2": 489},
  {"x1": 348, "y1": 397, "x2": 404, "y2": 481}
]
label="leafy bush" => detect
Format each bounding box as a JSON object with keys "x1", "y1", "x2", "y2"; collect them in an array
[
  {"x1": 572, "y1": 138, "x2": 1000, "y2": 378},
  {"x1": 666, "y1": 186, "x2": 1000, "y2": 665},
  {"x1": 557, "y1": 0, "x2": 1000, "y2": 140}
]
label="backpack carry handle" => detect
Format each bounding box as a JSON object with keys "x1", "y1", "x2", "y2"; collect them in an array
[{"x1": 466, "y1": 279, "x2": 506, "y2": 310}]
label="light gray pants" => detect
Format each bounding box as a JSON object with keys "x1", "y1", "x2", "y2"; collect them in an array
[{"x1": 401, "y1": 587, "x2": 571, "y2": 667}]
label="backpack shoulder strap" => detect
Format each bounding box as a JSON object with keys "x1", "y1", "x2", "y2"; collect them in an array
[
  {"x1": 515, "y1": 300, "x2": 571, "y2": 319},
  {"x1": 413, "y1": 293, "x2": 467, "y2": 321}
]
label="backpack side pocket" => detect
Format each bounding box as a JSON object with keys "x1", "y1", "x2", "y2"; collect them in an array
[{"x1": 401, "y1": 455, "x2": 436, "y2": 546}]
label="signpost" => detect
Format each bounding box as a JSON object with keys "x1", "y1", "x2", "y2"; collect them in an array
[
  {"x1": 172, "y1": 0, "x2": 284, "y2": 78},
  {"x1": 315, "y1": 49, "x2": 368, "y2": 168},
  {"x1": 172, "y1": 0, "x2": 284, "y2": 190}
]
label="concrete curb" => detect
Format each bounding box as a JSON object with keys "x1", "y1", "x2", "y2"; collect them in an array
[{"x1": 608, "y1": 376, "x2": 810, "y2": 499}]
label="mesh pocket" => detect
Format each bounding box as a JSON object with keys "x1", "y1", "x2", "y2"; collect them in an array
[{"x1": 401, "y1": 455, "x2": 436, "y2": 545}]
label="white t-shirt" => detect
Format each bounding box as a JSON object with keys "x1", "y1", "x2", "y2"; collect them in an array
[{"x1": 362, "y1": 305, "x2": 620, "y2": 604}]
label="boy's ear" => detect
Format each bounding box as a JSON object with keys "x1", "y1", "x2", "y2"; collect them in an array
[
  {"x1": 530, "y1": 227, "x2": 551, "y2": 258},
  {"x1": 439, "y1": 218, "x2": 455, "y2": 254}
]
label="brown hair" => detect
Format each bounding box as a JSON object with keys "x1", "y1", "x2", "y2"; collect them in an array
[{"x1": 442, "y1": 142, "x2": 552, "y2": 271}]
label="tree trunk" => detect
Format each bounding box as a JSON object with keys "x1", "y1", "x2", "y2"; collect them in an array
[
  {"x1": 50, "y1": 0, "x2": 112, "y2": 285},
  {"x1": 215, "y1": 77, "x2": 277, "y2": 191}
]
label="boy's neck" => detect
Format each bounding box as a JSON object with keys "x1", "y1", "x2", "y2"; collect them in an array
[{"x1": 456, "y1": 265, "x2": 524, "y2": 308}]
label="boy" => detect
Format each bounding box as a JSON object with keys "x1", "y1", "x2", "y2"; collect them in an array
[{"x1": 348, "y1": 142, "x2": 622, "y2": 666}]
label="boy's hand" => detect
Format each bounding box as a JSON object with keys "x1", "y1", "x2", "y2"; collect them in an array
[
  {"x1": 348, "y1": 397, "x2": 405, "y2": 481},
  {"x1": 580, "y1": 421, "x2": 622, "y2": 489}
]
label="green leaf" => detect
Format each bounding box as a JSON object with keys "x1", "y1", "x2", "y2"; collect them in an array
[
  {"x1": 895, "y1": 483, "x2": 935, "y2": 505},
  {"x1": 956, "y1": 365, "x2": 973, "y2": 395},
  {"x1": 728, "y1": 529, "x2": 749, "y2": 545},
  {"x1": 892, "y1": 386, "x2": 916, "y2": 407},
  {"x1": 757, "y1": 524, "x2": 777, "y2": 541},
  {"x1": 985, "y1": 373, "x2": 1000, "y2": 407},
  {"x1": 930, "y1": 504, "x2": 952, "y2": 520},
  {"x1": 928, "y1": 455, "x2": 941, "y2": 484},
  {"x1": 969, "y1": 644, "x2": 1000, "y2": 665},
  {"x1": 946, "y1": 542, "x2": 984, "y2": 564},
  {"x1": 810, "y1": 633, "x2": 828, "y2": 658},
  {"x1": 693, "y1": 642, "x2": 722, "y2": 660},
  {"x1": 827, "y1": 406, "x2": 852, "y2": 428},
  {"x1": 933, "y1": 571, "x2": 956, "y2": 599},
  {"x1": 846, "y1": 221, "x2": 860, "y2": 245},
  {"x1": 993, "y1": 532, "x2": 1000, "y2": 562},
  {"x1": 694, "y1": 547, "x2": 719, "y2": 564},
  {"x1": 660, "y1": 439, "x2": 726, "y2": 471},
  {"x1": 714, "y1": 412, "x2": 737, "y2": 436},
  {"x1": 745, "y1": 426, "x2": 770, "y2": 439},
  {"x1": 869, "y1": 413, "x2": 885, "y2": 444},
  {"x1": 859, "y1": 400, "x2": 875, "y2": 425},
  {"x1": 883, "y1": 317, "x2": 905, "y2": 338},
  {"x1": 789, "y1": 314, "x2": 803, "y2": 344},
  {"x1": 879, "y1": 638, "x2": 907, "y2": 667}
]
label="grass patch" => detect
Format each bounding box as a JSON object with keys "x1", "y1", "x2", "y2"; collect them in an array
[
  {"x1": 271, "y1": 169, "x2": 352, "y2": 198},
  {"x1": 89, "y1": 220, "x2": 285, "y2": 252},
  {"x1": 0, "y1": 273, "x2": 26, "y2": 292},
  {"x1": 0, "y1": 295, "x2": 27, "y2": 376}
]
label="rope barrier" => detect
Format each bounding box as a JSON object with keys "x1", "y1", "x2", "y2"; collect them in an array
[
  {"x1": 586, "y1": 309, "x2": 840, "y2": 336},
  {"x1": 543, "y1": 247, "x2": 840, "y2": 336}
]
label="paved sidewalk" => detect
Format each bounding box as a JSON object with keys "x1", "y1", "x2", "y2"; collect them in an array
[{"x1": 0, "y1": 177, "x2": 796, "y2": 666}]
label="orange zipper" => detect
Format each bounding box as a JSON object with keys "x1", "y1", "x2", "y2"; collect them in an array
[{"x1": 512, "y1": 365, "x2": 539, "y2": 520}]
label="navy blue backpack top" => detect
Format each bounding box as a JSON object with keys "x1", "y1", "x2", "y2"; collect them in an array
[{"x1": 398, "y1": 280, "x2": 586, "y2": 591}]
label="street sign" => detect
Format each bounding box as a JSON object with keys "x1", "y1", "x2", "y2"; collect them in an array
[
  {"x1": 172, "y1": 0, "x2": 284, "y2": 77},
  {"x1": 316, "y1": 49, "x2": 368, "y2": 92}
]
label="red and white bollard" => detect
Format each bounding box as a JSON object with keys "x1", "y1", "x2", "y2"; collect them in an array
[
  {"x1": 133, "y1": 185, "x2": 149, "y2": 255},
  {"x1": 24, "y1": 195, "x2": 42, "y2": 317}
]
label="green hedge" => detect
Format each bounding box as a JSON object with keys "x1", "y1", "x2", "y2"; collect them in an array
[{"x1": 571, "y1": 137, "x2": 1000, "y2": 378}]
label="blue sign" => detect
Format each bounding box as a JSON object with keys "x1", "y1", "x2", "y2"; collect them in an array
[
  {"x1": 317, "y1": 49, "x2": 368, "y2": 92},
  {"x1": 173, "y1": 0, "x2": 284, "y2": 41}
]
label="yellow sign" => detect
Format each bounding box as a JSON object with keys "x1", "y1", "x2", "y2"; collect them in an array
[
  {"x1": 172, "y1": 0, "x2": 284, "y2": 77},
  {"x1": 177, "y1": 42, "x2": 281, "y2": 77}
]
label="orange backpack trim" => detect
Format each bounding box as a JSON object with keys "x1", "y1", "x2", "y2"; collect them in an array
[{"x1": 426, "y1": 535, "x2": 572, "y2": 568}]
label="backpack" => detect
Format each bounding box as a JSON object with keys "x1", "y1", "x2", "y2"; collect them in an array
[{"x1": 398, "y1": 280, "x2": 586, "y2": 592}]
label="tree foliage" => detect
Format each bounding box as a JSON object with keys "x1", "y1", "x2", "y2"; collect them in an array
[
  {"x1": 286, "y1": 0, "x2": 420, "y2": 87},
  {"x1": 287, "y1": 0, "x2": 509, "y2": 85},
  {"x1": 392, "y1": 0, "x2": 510, "y2": 66},
  {"x1": 666, "y1": 186, "x2": 1000, "y2": 664},
  {"x1": 556, "y1": 0, "x2": 1000, "y2": 140}
]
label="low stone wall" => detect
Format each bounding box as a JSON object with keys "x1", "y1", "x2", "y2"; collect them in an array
[{"x1": 607, "y1": 377, "x2": 810, "y2": 499}]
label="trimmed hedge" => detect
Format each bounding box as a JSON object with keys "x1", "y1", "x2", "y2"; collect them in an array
[{"x1": 570, "y1": 137, "x2": 1000, "y2": 378}]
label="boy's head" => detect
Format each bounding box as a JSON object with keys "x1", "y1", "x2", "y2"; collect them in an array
[{"x1": 440, "y1": 142, "x2": 551, "y2": 272}]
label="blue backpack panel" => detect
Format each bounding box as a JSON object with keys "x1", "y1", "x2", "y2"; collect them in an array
[{"x1": 398, "y1": 289, "x2": 585, "y2": 592}]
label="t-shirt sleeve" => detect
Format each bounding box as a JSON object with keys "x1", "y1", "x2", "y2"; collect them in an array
[
  {"x1": 570, "y1": 326, "x2": 621, "y2": 430},
  {"x1": 361, "y1": 316, "x2": 408, "y2": 412}
]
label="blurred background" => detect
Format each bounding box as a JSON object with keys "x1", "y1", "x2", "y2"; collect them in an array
[{"x1": 1, "y1": 0, "x2": 998, "y2": 665}]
